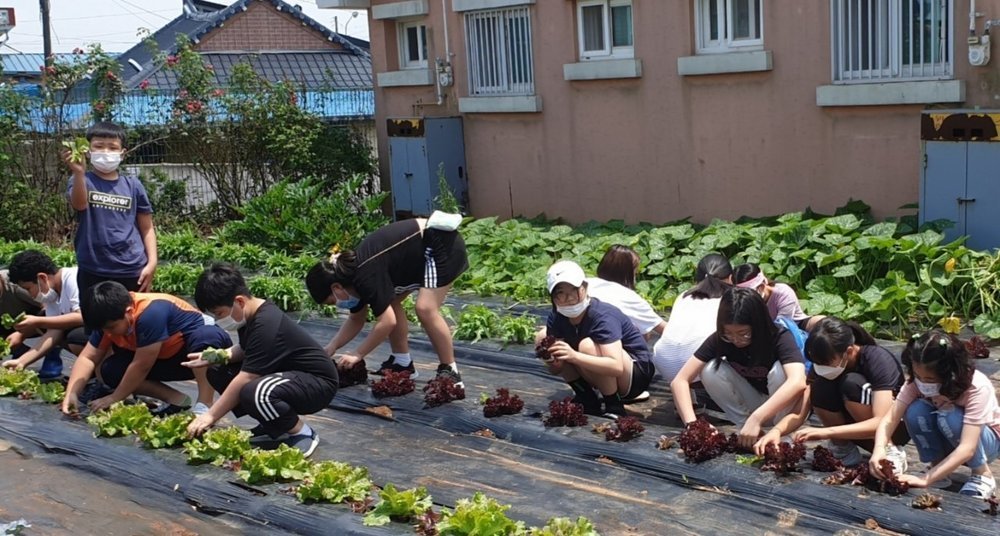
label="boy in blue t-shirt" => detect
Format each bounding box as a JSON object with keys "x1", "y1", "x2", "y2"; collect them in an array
[{"x1": 63, "y1": 122, "x2": 157, "y2": 319}]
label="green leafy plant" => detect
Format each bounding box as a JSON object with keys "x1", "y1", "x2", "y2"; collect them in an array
[
  {"x1": 1, "y1": 312, "x2": 26, "y2": 330},
  {"x1": 86, "y1": 401, "x2": 154, "y2": 438},
  {"x1": 0, "y1": 338, "x2": 11, "y2": 358},
  {"x1": 0, "y1": 368, "x2": 40, "y2": 396},
  {"x1": 736, "y1": 454, "x2": 764, "y2": 466},
  {"x1": 528, "y1": 517, "x2": 600, "y2": 536},
  {"x1": 434, "y1": 162, "x2": 461, "y2": 214},
  {"x1": 201, "y1": 347, "x2": 230, "y2": 365},
  {"x1": 152, "y1": 263, "x2": 202, "y2": 296},
  {"x1": 363, "y1": 484, "x2": 434, "y2": 527},
  {"x1": 249, "y1": 275, "x2": 309, "y2": 312},
  {"x1": 437, "y1": 492, "x2": 526, "y2": 536},
  {"x1": 35, "y1": 381, "x2": 65, "y2": 404},
  {"x1": 138, "y1": 413, "x2": 195, "y2": 449},
  {"x1": 454, "y1": 305, "x2": 500, "y2": 343},
  {"x1": 237, "y1": 444, "x2": 312, "y2": 484},
  {"x1": 295, "y1": 461, "x2": 373, "y2": 504},
  {"x1": 498, "y1": 314, "x2": 537, "y2": 345},
  {"x1": 61, "y1": 137, "x2": 89, "y2": 163},
  {"x1": 184, "y1": 426, "x2": 252, "y2": 465}
]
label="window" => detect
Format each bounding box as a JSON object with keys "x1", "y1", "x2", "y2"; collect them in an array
[
  {"x1": 465, "y1": 7, "x2": 535, "y2": 96},
  {"x1": 577, "y1": 0, "x2": 634, "y2": 60},
  {"x1": 832, "y1": 0, "x2": 952, "y2": 83},
  {"x1": 399, "y1": 21, "x2": 428, "y2": 69},
  {"x1": 696, "y1": 0, "x2": 763, "y2": 53}
]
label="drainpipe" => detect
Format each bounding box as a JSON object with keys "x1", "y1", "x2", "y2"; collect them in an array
[
  {"x1": 971, "y1": 0, "x2": 978, "y2": 35},
  {"x1": 434, "y1": 0, "x2": 453, "y2": 105}
]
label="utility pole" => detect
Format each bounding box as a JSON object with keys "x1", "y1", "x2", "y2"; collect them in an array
[{"x1": 40, "y1": 0, "x2": 52, "y2": 65}]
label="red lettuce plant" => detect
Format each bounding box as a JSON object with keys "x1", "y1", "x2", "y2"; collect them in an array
[
  {"x1": 543, "y1": 397, "x2": 588, "y2": 427},
  {"x1": 423, "y1": 377, "x2": 465, "y2": 408},
  {"x1": 371, "y1": 371, "x2": 415, "y2": 399},
  {"x1": 761, "y1": 440, "x2": 807, "y2": 475},
  {"x1": 339, "y1": 360, "x2": 369, "y2": 388},
  {"x1": 678, "y1": 419, "x2": 731, "y2": 463},
  {"x1": 810, "y1": 445, "x2": 843, "y2": 472},
  {"x1": 535, "y1": 336, "x2": 558, "y2": 361},
  {"x1": 482, "y1": 388, "x2": 524, "y2": 418},
  {"x1": 604, "y1": 416, "x2": 645, "y2": 442}
]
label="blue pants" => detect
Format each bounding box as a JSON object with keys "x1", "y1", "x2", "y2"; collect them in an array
[{"x1": 904, "y1": 398, "x2": 1000, "y2": 469}]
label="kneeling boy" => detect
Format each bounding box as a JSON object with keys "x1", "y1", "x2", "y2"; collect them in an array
[
  {"x1": 61, "y1": 282, "x2": 229, "y2": 415},
  {"x1": 185, "y1": 264, "x2": 338, "y2": 457}
]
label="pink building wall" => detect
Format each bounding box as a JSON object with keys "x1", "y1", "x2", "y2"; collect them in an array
[{"x1": 364, "y1": 0, "x2": 1000, "y2": 223}]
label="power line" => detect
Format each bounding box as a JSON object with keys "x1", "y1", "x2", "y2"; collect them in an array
[
  {"x1": 116, "y1": 0, "x2": 173, "y2": 22},
  {"x1": 109, "y1": 0, "x2": 156, "y2": 27}
]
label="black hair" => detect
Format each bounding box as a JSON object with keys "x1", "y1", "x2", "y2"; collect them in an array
[
  {"x1": 195, "y1": 263, "x2": 252, "y2": 311},
  {"x1": 901, "y1": 330, "x2": 975, "y2": 400},
  {"x1": 81, "y1": 281, "x2": 132, "y2": 331},
  {"x1": 733, "y1": 263, "x2": 767, "y2": 286},
  {"x1": 8, "y1": 250, "x2": 58, "y2": 284},
  {"x1": 716, "y1": 286, "x2": 777, "y2": 366},
  {"x1": 86, "y1": 121, "x2": 127, "y2": 145},
  {"x1": 683, "y1": 253, "x2": 732, "y2": 300},
  {"x1": 805, "y1": 316, "x2": 876, "y2": 365},
  {"x1": 305, "y1": 250, "x2": 358, "y2": 304},
  {"x1": 597, "y1": 244, "x2": 639, "y2": 290}
]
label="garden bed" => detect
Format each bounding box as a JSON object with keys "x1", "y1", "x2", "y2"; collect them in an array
[{"x1": 2, "y1": 314, "x2": 998, "y2": 535}]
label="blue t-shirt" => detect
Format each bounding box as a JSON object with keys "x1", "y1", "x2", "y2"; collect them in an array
[
  {"x1": 68, "y1": 172, "x2": 153, "y2": 277},
  {"x1": 546, "y1": 298, "x2": 652, "y2": 363},
  {"x1": 87, "y1": 296, "x2": 206, "y2": 357}
]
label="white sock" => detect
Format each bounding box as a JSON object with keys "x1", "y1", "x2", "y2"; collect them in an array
[
  {"x1": 294, "y1": 423, "x2": 314, "y2": 437},
  {"x1": 393, "y1": 353, "x2": 412, "y2": 367},
  {"x1": 443, "y1": 362, "x2": 458, "y2": 373}
]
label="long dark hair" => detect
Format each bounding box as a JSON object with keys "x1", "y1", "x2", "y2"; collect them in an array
[
  {"x1": 902, "y1": 330, "x2": 975, "y2": 400},
  {"x1": 716, "y1": 287, "x2": 777, "y2": 366},
  {"x1": 683, "y1": 253, "x2": 732, "y2": 300},
  {"x1": 805, "y1": 316, "x2": 876, "y2": 365},
  {"x1": 597, "y1": 244, "x2": 639, "y2": 290},
  {"x1": 305, "y1": 250, "x2": 358, "y2": 304}
]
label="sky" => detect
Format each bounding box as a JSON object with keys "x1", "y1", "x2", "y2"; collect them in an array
[{"x1": 0, "y1": 0, "x2": 370, "y2": 55}]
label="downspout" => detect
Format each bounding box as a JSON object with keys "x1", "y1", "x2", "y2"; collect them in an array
[
  {"x1": 971, "y1": 0, "x2": 977, "y2": 36},
  {"x1": 435, "y1": 0, "x2": 452, "y2": 105}
]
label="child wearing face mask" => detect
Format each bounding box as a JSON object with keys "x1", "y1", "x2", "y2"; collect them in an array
[
  {"x1": 185, "y1": 264, "x2": 338, "y2": 458},
  {"x1": 870, "y1": 330, "x2": 1000, "y2": 498},
  {"x1": 61, "y1": 282, "x2": 229, "y2": 418},
  {"x1": 753, "y1": 317, "x2": 909, "y2": 469},
  {"x1": 63, "y1": 122, "x2": 157, "y2": 327},
  {"x1": 539, "y1": 260, "x2": 656, "y2": 419},
  {"x1": 3, "y1": 250, "x2": 87, "y2": 378}
]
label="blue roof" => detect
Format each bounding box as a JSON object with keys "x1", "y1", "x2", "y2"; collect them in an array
[{"x1": 1, "y1": 53, "x2": 91, "y2": 75}]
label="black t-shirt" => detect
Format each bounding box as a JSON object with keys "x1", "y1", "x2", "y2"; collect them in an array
[
  {"x1": 546, "y1": 298, "x2": 652, "y2": 363},
  {"x1": 809, "y1": 345, "x2": 903, "y2": 393},
  {"x1": 351, "y1": 219, "x2": 426, "y2": 317},
  {"x1": 239, "y1": 301, "x2": 338, "y2": 384},
  {"x1": 694, "y1": 327, "x2": 805, "y2": 394}
]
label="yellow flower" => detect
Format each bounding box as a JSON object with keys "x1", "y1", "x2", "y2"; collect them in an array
[
  {"x1": 944, "y1": 258, "x2": 956, "y2": 273},
  {"x1": 937, "y1": 316, "x2": 961, "y2": 335}
]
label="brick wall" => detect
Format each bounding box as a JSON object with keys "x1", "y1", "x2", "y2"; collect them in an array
[{"x1": 195, "y1": 0, "x2": 342, "y2": 52}]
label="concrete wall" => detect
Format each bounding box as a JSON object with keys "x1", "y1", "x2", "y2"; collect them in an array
[{"x1": 366, "y1": 0, "x2": 1000, "y2": 224}]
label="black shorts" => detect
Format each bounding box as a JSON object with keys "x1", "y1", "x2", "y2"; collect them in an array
[
  {"x1": 625, "y1": 358, "x2": 656, "y2": 399},
  {"x1": 99, "y1": 325, "x2": 232, "y2": 388},
  {"x1": 422, "y1": 229, "x2": 468, "y2": 289}
]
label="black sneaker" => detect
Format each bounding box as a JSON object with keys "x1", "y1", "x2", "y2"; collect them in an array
[
  {"x1": 435, "y1": 364, "x2": 463, "y2": 388},
  {"x1": 282, "y1": 429, "x2": 319, "y2": 458},
  {"x1": 151, "y1": 402, "x2": 190, "y2": 417},
  {"x1": 78, "y1": 379, "x2": 114, "y2": 405},
  {"x1": 377, "y1": 355, "x2": 418, "y2": 378},
  {"x1": 249, "y1": 428, "x2": 288, "y2": 450},
  {"x1": 571, "y1": 389, "x2": 603, "y2": 416},
  {"x1": 602, "y1": 398, "x2": 628, "y2": 420}
]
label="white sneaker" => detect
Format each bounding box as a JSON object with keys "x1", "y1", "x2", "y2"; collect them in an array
[
  {"x1": 192, "y1": 402, "x2": 210, "y2": 416},
  {"x1": 828, "y1": 441, "x2": 863, "y2": 467},
  {"x1": 960, "y1": 474, "x2": 997, "y2": 499},
  {"x1": 884, "y1": 445, "x2": 908, "y2": 476}
]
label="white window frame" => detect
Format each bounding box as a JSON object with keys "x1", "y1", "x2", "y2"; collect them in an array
[
  {"x1": 695, "y1": 0, "x2": 763, "y2": 54},
  {"x1": 398, "y1": 20, "x2": 428, "y2": 69},
  {"x1": 831, "y1": 0, "x2": 953, "y2": 83},
  {"x1": 464, "y1": 6, "x2": 535, "y2": 97},
  {"x1": 576, "y1": 0, "x2": 634, "y2": 61}
]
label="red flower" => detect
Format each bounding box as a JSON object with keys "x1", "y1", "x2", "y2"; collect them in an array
[
  {"x1": 105, "y1": 70, "x2": 118, "y2": 81},
  {"x1": 289, "y1": 93, "x2": 298, "y2": 105},
  {"x1": 166, "y1": 55, "x2": 179, "y2": 67},
  {"x1": 93, "y1": 101, "x2": 106, "y2": 112},
  {"x1": 212, "y1": 88, "x2": 225, "y2": 97},
  {"x1": 185, "y1": 100, "x2": 203, "y2": 114},
  {"x1": 44, "y1": 66, "x2": 57, "y2": 76},
  {"x1": 138, "y1": 80, "x2": 150, "y2": 90}
]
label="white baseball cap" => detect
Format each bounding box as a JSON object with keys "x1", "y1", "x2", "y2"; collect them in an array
[{"x1": 546, "y1": 260, "x2": 586, "y2": 294}]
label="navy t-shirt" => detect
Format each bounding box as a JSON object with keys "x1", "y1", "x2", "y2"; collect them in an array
[
  {"x1": 68, "y1": 172, "x2": 152, "y2": 277},
  {"x1": 545, "y1": 298, "x2": 652, "y2": 363}
]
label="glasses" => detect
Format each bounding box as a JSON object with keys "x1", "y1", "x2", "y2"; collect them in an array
[{"x1": 720, "y1": 330, "x2": 752, "y2": 344}]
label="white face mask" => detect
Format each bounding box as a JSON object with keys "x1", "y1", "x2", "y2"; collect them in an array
[
  {"x1": 915, "y1": 379, "x2": 941, "y2": 397},
  {"x1": 36, "y1": 277, "x2": 59, "y2": 304},
  {"x1": 215, "y1": 304, "x2": 246, "y2": 331},
  {"x1": 557, "y1": 296, "x2": 590, "y2": 319},
  {"x1": 814, "y1": 364, "x2": 846, "y2": 380},
  {"x1": 90, "y1": 151, "x2": 122, "y2": 173}
]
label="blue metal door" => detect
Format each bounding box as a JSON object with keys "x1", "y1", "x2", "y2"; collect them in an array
[
  {"x1": 921, "y1": 141, "x2": 967, "y2": 244},
  {"x1": 965, "y1": 143, "x2": 1000, "y2": 251},
  {"x1": 389, "y1": 137, "x2": 430, "y2": 215}
]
